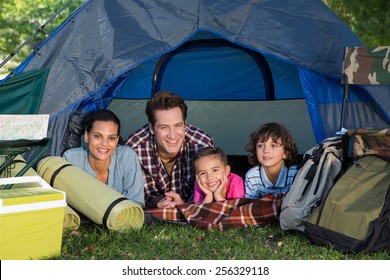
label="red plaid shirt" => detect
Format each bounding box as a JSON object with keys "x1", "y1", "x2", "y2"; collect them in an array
[{"x1": 125, "y1": 124, "x2": 214, "y2": 208}]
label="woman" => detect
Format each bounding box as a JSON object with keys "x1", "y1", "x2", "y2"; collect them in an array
[{"x1": 63, "y1": 109, "x2": 145, "y2": 207}]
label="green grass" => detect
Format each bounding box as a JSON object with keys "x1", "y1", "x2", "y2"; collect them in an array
[{"x1": 53, "y1": 221, "x2": 390, "y2": 260}]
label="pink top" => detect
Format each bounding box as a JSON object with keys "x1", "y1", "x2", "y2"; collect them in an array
[{"x1": 193, "y1": 173, "x2": 245, "y2": 203}]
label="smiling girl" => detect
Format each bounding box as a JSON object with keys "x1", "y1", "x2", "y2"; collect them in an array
[{"x1": 193, "y1": 147, "x2": 244, "y2": 203}]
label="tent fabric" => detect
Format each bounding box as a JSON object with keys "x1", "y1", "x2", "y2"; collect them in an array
[
  {"x1": 3, "y1": 0, "x2": 390, "y2": 157},
  {"x1": 0, "y1": 68, "x2": 49, "y2": 114},
  {"x1": 19, "y1": 0, "x2": 362, "y2": 111}
]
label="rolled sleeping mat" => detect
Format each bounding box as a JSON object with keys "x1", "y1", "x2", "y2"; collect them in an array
[
  {"x1": 0, "y1": 155, "x2": 39, "y2": 179},
  {"x1": 3, "y1": 155, "x2": 81, "y2": 230},
  {"x1": 63, "y1": 206, "x2": 82, "y2": 230},
  {"x1": 36, "y1": 156, "x2": 144, "y2": 230}
]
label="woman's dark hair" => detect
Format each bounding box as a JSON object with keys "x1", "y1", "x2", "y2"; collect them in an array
[
  {"x1": 145, "y1": 90, "x2": 188, "y2": 126},
  {"x1": 85, "y1": 109, "x2": 121, "y2": 135},
  {"x1": 193, "y1": 146, "x2": 228, "y2": 170},
  {"x1": 245, "y1": 122, "x2": 297, "y2": 167}
]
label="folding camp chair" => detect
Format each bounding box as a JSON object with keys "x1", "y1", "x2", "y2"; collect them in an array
[
  {"x1": 340, "y1": 46, "x2": 390, "y2": 131},
  {"x1": 339, "y1": 45, "x2": 390, "y2": 146},
  {"x1": 0, "y1": 114, "x2": 51, "y2": 189},
  {"x1": 340, "y1": 46, "x2": 390, "y2": 166}
]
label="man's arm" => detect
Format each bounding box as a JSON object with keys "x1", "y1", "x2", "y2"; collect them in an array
[{"x1": 143, "y1": 172, "x2": 165, "y2": 208}]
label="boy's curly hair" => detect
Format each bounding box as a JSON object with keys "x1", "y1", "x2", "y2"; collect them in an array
[{"x1": 245, "y1": 123, "x2": 297, "y2": 167}]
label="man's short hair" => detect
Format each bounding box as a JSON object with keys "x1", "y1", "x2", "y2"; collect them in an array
[{"x1": 146, "y1": 91, "x2": 188, "y2": 126}]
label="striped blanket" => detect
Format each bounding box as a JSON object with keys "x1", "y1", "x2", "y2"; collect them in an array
[{"x1": 144, "y1": 193, "x2": 284, "y2": 230}]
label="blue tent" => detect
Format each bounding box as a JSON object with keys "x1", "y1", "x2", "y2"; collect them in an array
[{"x1": 3, "y1": 0, "x2": 390, "y2": 157}]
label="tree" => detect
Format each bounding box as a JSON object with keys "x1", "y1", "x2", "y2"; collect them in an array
[
  {"x1": 323, "y1": 0, "x2": 390, "y2": 45},
  {"x1": 0, "y1": 0, "x2": 83, "y2": 75}
]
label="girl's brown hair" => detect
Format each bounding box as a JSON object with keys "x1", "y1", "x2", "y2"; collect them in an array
[{"x1": 193, "y1": 147, "x2": 228, "y2": 172}]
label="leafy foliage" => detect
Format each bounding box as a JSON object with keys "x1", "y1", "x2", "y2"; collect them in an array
[
  {"x1": 0, "y1": 0, "x2": 83, "y2": 75},
  {"x1": 323, "y1": 0, "x2": 390, "y2": 45}
]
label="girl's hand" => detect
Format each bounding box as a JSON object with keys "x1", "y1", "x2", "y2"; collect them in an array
[
  {"x1": 196, "y1": 175, "x2": 213, "y2": 203},
  {"x1": 213, "y1": 172, "x2": 228, "y2": 201}
]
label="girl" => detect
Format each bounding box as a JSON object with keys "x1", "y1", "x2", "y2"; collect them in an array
[
  {"x1": 193, "y1": 147, "x2": 244, "y2": 203},
  {"x1": 244, "y1": 123, "x2": 298, "y2": 199}
]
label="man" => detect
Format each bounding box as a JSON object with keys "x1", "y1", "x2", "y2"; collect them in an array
[{"x1": 125, "y1": 91, "x2": 214, "y2": 208}]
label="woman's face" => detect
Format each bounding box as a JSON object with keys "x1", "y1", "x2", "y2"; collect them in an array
[{"x1": 84, "y1": 120, "x2": 119, "y2": 163}]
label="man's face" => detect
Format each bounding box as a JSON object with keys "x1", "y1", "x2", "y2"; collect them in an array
[{"x1": 150, "y1": 107, "x2": 186, "y2": 161}]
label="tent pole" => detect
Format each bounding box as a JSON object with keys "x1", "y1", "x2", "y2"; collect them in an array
[
  {"x1": 340, "y1": 73, "x2": 349, "y2": 131},
  {"x1": 0, "y1": 0, "x2": 74, "y2": 71}
]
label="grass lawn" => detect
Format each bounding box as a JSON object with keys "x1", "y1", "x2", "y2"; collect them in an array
[{"x1": 55, "y1": 220, "x2": 390, "y2": 260}]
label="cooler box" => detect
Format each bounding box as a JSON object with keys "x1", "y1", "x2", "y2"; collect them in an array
[{"x1": 0, "y1": 176, "x2": 66, "y2": 260}]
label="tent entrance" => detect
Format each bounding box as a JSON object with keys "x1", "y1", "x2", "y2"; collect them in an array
[
  {"x1": 152, "y1": 38, "x2": 275, "y2": 100},
  {"x1": 112, "y1": 34, "x2": 315, "y2": 156},
  {"x1": 109, "y1": 98, "x2": 316, "y2": 156},
  {"x1": 116, "y1": 32, "x2": 306, "y2": 102}
]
